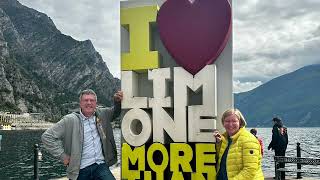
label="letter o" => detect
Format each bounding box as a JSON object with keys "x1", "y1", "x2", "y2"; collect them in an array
[{"x1": 122, "y1": 108, "x2": 152, "y2": 146}]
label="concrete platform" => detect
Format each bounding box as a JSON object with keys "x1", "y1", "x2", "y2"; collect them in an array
[
  {"x1": 112, "y1": 167, "x2": 120, "y2": 180},
  {"x1": 53, "y1": 168, "x2": 320, "y2": 180},
  {"x1": 265, "y1": 177, "x2": 319, "y2": 180}
]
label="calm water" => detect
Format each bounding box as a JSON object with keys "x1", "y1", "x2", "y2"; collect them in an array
[
  {"x1": 0, "y1": 128, "x2": 320, "y2": 179},
  {"x1": 255, "y1": 127, "x2": 320, "y2": 178},
  {"x1": 0, "y1": 129, "x2": 121, "y2": 180}
]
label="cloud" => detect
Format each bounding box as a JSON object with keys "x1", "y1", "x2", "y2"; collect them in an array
[
  {"x1": 19, "y1": 0, "x2": 120, "y2": 77},
  {"x1": 233, "y1": 0, "x2": 320, "y2": 92},
  {"x1": 233, "y1": 80, "x2": 262, "y2": 93},
  {"x1": 18, "y1": 0, "x2": 320, "y2": 92}
]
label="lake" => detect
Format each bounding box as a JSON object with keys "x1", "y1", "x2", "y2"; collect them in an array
[{"x1": 0, "y1": 128, "x2": 320, "y2": 179}]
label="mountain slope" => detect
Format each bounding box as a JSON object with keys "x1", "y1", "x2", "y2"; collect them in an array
[
  {"x1": 0, "y1": 0, "x2": 119, "y2": 121},
  {"x1": 235, "y1": 64, "x2": 320, "y2": 127}
]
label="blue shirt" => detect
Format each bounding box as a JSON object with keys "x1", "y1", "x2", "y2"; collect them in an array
[{"x1": 79, "y1": 111, "x2": 105, "y2": 169}]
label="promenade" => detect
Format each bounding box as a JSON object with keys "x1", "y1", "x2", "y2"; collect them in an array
[
  {"x1": 52, "y1": 168, "x2": 319, "y2": 180},
  {"x1": 265, "y1": 177, "x2": 318, "y2": 180}
]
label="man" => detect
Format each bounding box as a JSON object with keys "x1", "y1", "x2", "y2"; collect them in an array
[
  {"x1": 268, "y1": 117, "x2": 288, "y2": 155},
  {"x1": 42, "y1": 89, "x2": 123, "y2": 180},
  {"x1": 268, "y1": 117, "x2": 288, "y2": 180}
]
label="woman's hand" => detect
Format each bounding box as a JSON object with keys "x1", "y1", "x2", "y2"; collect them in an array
[{"x1": 213, "y1": 130, "x2": 222, "y2": 143}]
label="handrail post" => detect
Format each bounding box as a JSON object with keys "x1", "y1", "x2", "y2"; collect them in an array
[
  {"x1": 34, "y1": 144, "x2": 39, "y2": 180},
  {"x1": 0, "y1": 134, "x2": 2, "y2": 151},
  {"x1": 274, "y1": 156, "x2": 279, "y2": 180},
  {"x1": 296, "y1": 142, "x2": 302, "y2": 179}
]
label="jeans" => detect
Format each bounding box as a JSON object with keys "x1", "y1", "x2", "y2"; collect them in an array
[{"x1": 77, "y1": 163, "x2": 115, "y2": 180}]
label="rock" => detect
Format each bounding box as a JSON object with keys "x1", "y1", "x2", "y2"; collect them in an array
[{"x1": 0, "y1": 0, "x2": 120, "y2": 121}]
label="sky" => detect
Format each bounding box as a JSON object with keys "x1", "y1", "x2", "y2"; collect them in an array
[{"x1": 18, "y1": 0, "x2": 320, "y2": 93}]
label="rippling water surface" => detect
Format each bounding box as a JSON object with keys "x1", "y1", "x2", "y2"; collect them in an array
[
  {"x1": 0, "y1": 129, "x2": 121, "y2": 179},
  {"x1": 0, "y1": 128, "x2": 319, "y2": 179},
  {"x1": 254, "y1": 127, "x2": 320, "y2": 178}
]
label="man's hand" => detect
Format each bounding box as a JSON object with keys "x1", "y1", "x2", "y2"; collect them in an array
[
  {"x1": 114, "y1": 91, "x2": 123, "y2": 102},
  {"x1": 63, "y1": 155, "x2": 70, "y2": 166}
]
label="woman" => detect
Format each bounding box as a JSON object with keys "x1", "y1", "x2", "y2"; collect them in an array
[{"x1": 214, "y1": 108, "x2": 264, "y2": 180}]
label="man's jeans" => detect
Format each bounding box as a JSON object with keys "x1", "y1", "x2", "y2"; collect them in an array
[{"x1": 77, "y1": 163, "x2": 115, "y2": 180}]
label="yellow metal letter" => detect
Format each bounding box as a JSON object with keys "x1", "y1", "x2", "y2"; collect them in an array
[
  {"x1": 171, "y1": 171, "x2": 184, "y2": 180},
  {"x1": 144, "y1": 171, "x2": 152, "y2": 180},
  {"x1": 170, "y1": 143, "x2": 193, "y2": 172},
  {"x1": 121, "y1": 6, "x2": 159, "y2": 71},
  {"x1": 147, "y1": 143, "x2": 169, "y2": 180},
  {"x1": 195, "y1": 144, "x2": 216, "y2": 179},
  {"x1": 122, "y1": 143, "x2": 145, "y2": 180}
]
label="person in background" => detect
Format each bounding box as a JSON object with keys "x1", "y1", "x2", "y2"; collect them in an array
[
  {"x1": 250, "y1": 128, "x2": 264, "y2": 156},
  {"x1": 268, "y1": 117, "x2": 288, "y2": 180},
  {"x1": 214, "y1": 108, "x2": 264, "y2": 180},
  {"x1": 42, "y1": 89, "x2": 123, "y2": 180}
]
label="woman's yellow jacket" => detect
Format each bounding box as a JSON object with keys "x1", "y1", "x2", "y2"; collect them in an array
[{"x1": 216, "y1": 127, "x2": 264, "y2": 180}]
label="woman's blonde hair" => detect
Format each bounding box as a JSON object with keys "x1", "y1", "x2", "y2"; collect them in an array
[{"x1": 221, "y1": 108, "x2": 247, "y2": 127}]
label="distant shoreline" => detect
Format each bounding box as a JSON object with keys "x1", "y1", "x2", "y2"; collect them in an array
[{"x1": 0, "y1": 122, "x2": 54, "y2": 131}]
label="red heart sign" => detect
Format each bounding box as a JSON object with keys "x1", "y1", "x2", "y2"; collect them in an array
[{"x1": 157, "y1": 0, "x2": 232, "y2": 75}]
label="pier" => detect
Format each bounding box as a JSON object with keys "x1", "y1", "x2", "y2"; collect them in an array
[{"x1": 0, "y1": 112, "x2": 53, "y2": 130}]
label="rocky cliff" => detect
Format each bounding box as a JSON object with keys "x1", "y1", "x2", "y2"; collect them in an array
[{"x1": 0, "y1": 0, "x2": 120, "y2": 121}]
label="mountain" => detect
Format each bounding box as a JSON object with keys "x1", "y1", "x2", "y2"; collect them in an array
[
  {"x1": 235, "y1": 64, "x2": 320, "y2": 127},
  {"x1": 0, "y1": 0, "x2": 120, "y2": 121}
]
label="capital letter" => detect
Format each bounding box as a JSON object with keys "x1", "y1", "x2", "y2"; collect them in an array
[{"x1": 121, "y1": 6, "x2": 159, "y2": 71}]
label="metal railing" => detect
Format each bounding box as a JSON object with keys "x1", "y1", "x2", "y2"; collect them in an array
[{"x1": 274, "y1": 142, "x2": 320, "y2": 180}]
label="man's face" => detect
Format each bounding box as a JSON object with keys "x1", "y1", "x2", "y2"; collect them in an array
[{"x1": 80, "y1": 94, "x2": 97, "y2": 117}]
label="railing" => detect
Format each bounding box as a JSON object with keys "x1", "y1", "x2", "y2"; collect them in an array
[
  {"x1": 32, "y1": 144, "x2": 65, "y2": 179},
  {"x1": 0, "y1": 134, "x2": 2, "y2": 151},
  {"x1": 0, "y1": 142, "x2": 62, "y2": 179},
  {"x1": 30, "y1": 142, "x2": 320, "y2": 180},
  {"x1": 274, "y1": 142, "x2": 320, "y2": 180},
  {"x1": 34, "y1": 144, "x2": 41, "y2": 180}
]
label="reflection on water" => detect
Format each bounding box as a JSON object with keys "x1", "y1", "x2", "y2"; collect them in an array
[
  {"x1": 0, "y1": 129, "x2": 121, "y2": 179},
  {"x1": 0, "y1": 128, "x2": 319, "y2": 179}
]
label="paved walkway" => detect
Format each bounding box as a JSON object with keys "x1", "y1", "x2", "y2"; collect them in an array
[
  {"x1": 265, "y1": 177, "x2": 319, "y2": 180},
  {"x1": 112, "y1": 167, "x2": 120, "y2": 180},
  {"x1": 53, "y1": 168, "x2": 319, "y2": 180}
]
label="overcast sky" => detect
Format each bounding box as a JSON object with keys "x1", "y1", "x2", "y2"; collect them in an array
[{"x1": 18, "y1": 0, "x2": 320, "y2": 93}]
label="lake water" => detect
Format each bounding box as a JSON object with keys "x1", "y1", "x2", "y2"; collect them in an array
[{"x1": 0, "y1": 128, "x2": 320, "y2": 179}]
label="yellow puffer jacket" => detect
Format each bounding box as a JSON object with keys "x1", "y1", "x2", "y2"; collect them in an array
[{"x1": 216, "y1": 127, "x2": 264, "y2": 180}]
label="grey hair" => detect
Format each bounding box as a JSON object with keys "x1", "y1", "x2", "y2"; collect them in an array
[{"x1": 79, "y1": 89, "x2": 97, "y2": 101}]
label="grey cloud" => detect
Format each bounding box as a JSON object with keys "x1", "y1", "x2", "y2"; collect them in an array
[
  {"x1": 17, "y1": 0, "x2": 320, "y2": 92},
  {"x1": 19, "y1": 0, "x2": 120, "y2": 77},
  {"x1": 312, "y1": 26, "x2": 320, "y2": 37},
  {"x1": 232, "y1": 0, "x2": 320, "y2": 92}
]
